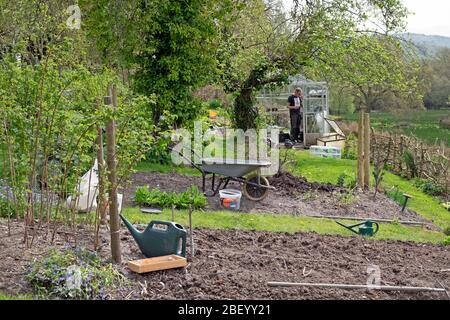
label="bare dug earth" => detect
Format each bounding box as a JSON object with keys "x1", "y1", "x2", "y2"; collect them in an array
[
  {"x1": 122, "y1": 171, "x2": 432, "y2": 225},
  {"x1": 0, "y1": 220, "x2": 449, "y2": 300}
]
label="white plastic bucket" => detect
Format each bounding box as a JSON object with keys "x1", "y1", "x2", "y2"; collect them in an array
[{"x1": 219, "y1": 189, "x2": 242, "y2": 211}]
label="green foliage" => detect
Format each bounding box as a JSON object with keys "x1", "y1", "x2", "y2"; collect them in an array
[
  {"x1": 218, "y1": 0, "x2": 412, "y2": 128},
  {"x1": 329, "y1": 86, "x2": 355, "y2": 115},
  {"x1": 134, "y1": 186, "x2": 206, "y2": 209},
  {"x1": 26, "y1": 247, "x2": 126, "y2": 299},
  {"x1": 402, "y1": 149, "x2": 418, "y2": 178},
  {"x1": 208, "y1": 99, "x2": 222, "y2": 110},
  {"x1": 84, "y1": 0, "x2": 223, "y2": 126},
  {"x1": 443, "y1": 226, "x2": 450, "y2": 236},
  {"x1": 0, "y1": 198, "x2": 14, "y2": 218},
  {"x1": 422, "y1": 48, "x2": 450, "y2": 109},
  {"x1": 444, "y1": 236, "x2": 450, "y2": 246},
  {"x1": 385, "y1": 186, "x2": 405, "y2": 206},
  {"x1": 122, "y1": 207, "x2": 447, "y2": 244},
  {"x1": 335, "y1": 172, "x2": 357, "y2": 190},
  {"x1": 336, "y1": 173, "x2": 346, "y2": 188},
  {"x1": 341, "y1": 110, "x2": 450, "y2": 147},
  {"x1": 413, "y1": 179, "x2": 446, "y2": 197},
  {"x1": 342, "y1": 133, "x2": 358, "y2": 160}
]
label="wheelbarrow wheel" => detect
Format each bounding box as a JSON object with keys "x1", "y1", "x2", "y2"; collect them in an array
[{"x1": 243, "y1": 175, "x2": 270, "y2": 201}]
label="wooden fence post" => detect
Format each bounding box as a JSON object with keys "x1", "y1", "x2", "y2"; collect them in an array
[
  {"x1": 105, "y1": 84, "x2": 122, "y2": 264},
  {"x1": 363, "y1": 113, "x2": 371, "y2": 189}
]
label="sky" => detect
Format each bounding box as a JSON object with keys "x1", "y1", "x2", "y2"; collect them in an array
[{"x1": 282, "y1": 0, "x2": 450, "y2": 37}]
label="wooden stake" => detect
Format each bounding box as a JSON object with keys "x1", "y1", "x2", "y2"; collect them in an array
[
  {"x1": 267, "y1": 282, "x2": 446, "y2": 293},
  {"x1": 106, "y1": 85, "x2": 122, "y2": 264},
  {"x1": 172, "y1": 204, "x2": 175, "y2": 222},
  {"x1": 189, "y1": 206, "x2": 194, "y2": 257},
  {"x1": 363, "y1": 113, "x2": 371, "y2": 190},
  {"x1": 357, "y1": 111, "x2": 365, "y2": 189},
  {"x1": 96, "y1": 123, "x2": 107, "y2": 225}
]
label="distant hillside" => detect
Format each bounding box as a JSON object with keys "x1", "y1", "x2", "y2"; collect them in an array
[{"x1": 400, "y1": 33, "x2": 450, "y2": 57}]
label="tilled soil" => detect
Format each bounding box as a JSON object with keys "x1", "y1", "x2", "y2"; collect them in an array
[
  {"x1": 1, "y1": 220, "x2": 448, "y2": 300},
  {"x1": 121, "y1": 172, "x2": 432, "y2": 225}
]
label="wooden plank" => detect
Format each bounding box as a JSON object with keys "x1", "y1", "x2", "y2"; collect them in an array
[{"x1": 128, "y1": 255, "x2": 187, "y2": 274}]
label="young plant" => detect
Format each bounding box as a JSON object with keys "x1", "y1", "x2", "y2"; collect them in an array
[{"x1": 26, "y1": 247, "x2": 127, "y2": 300}]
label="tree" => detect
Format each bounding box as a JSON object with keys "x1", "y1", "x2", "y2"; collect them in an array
[
  {"x1": 82, "y1": 0, "x2": 225, "y2": 126},
  {"x1": 217, "y1": 0, "x2": 414, "y2": 129},
  {"x1": 422, "y1": 48, "x2": 450, "y2": 109}
]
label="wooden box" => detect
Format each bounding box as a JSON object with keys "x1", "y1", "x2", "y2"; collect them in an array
[{"x1": 128, "y1": 255, "x2": 187, "y2": 274}]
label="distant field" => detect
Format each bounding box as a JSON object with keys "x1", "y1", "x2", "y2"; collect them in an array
[{"x1": 340, "y1": 110, "x2": 450, "y2": 146}]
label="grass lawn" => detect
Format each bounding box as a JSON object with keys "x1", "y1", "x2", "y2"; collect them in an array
[
  {"x1": 288, "y1": 151, "x2": 450, "y2": 229},
  {"x1": 122, "y1": 207, "x2": 447, "y2": 244},
  {"x1": 0, "y1": 293, "x2": 32, "y2": 300},
  {"x1": 340, "y1": 109, "x2": 450, "y2": 146}
]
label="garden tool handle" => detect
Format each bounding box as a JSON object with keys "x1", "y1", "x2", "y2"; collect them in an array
[
  {"x1": 149, "y1": 220, "x2": 172, "y2": 232},
  {"x1": 373, "y1": 222, "x2": 380, "y2": 235}
]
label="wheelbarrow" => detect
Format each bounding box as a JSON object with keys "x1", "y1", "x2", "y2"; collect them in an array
[{"x1": 169, "y1": 146, "x2": 275, "y2": 201}]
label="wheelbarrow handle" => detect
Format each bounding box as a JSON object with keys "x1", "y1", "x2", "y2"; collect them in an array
[{"x1": 168, "y1": 145, "x2": 204, "y2": 174}]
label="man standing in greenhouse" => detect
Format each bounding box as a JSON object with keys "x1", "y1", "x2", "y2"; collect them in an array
[{"x1": 287, "y1": 88, "x2": 304, "y2": 143}]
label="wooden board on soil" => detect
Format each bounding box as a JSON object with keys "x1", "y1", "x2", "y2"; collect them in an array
[{"x1": 128, "y1": 255, "x2": 187, "y2": 274}]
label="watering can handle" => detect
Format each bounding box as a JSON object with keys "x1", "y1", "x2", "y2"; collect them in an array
[
  {"x1": 373, "y1": 222, "x2": 380, "y2": 235},
  {"x1": 148, "y1": 220, "x2": 172, "y2": 231}
]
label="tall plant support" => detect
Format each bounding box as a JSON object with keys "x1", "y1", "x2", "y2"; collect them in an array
[
  {"x1": 358, "y1": 111, "x2": 371, "y2": 190},
  {"x1": 363, "y1": 113, "x2": 371, "y2": 189},
  {"x1": 105, "y1": 85, "x2": 122, "y2": 264}
]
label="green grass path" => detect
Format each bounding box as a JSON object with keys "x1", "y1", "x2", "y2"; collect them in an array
[
  {"x1": 122, "y1": 207, "x2": 446, "y2": 244},
  {"x1": 289, "y1": 151, "x2": 450, "y2": 229}
]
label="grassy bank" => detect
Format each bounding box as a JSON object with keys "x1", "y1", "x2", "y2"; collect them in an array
[
  {"x1": 340, "y1": 110, "x2": 450, "y2": 146},
  {"x1": 288, "y1": 151, "x2": 450, "y2": 229},
  {"x1": 122, "y1": 207, "x2": 447, "y2": 244}
]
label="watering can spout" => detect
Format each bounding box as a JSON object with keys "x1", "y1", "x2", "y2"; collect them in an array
[{"x1": 120, "y1": 214, "x2": 144, "y2": 243}]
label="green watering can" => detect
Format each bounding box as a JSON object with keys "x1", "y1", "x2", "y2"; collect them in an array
[
  {"x1": 335, "y1": 220, "x2": 379, "y2": 237},
  {"x1": 120, "y1": 215, "x2": 187, "y2": 258}
]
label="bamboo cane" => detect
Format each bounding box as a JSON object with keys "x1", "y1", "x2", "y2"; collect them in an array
[
  {"x1": 189, "y1": 206, "x2": 194, "y2": 257},
  {"x1": 267, "y1": 282, "x2": 446, "y2": 293},
  {"x1": 357, "y1": 111, "x2": 364, "y2": 189},
  {"x1": 303, "y1": 214, "x2": 426, "y2": 226}
]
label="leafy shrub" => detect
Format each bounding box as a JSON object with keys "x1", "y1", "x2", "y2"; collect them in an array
[
  {"x1": 336, "y1": 173, "x2": 346, "y2": 188},
  {"x1": 0, "y1": 198, "x2": 14, "y2": 218},
  {"x1": 208, "y1": 99, "x2": 221, "y2": 109},
  {"x1": 402, "y1": 149, "x2": 417, "y2": 178},
  {"x1": 342, "y1": 133, "x2": 357, "y2": 160},
  {"x1": 385, "y1": 186, "x2": 405, "y2": 206},
  {"x1": 444, "y1": 226, "x2": 450, "y2": 236},
  {"x1": 145, "y1": 136, "x2": 172, "y2": 165},
  {"x1": 413, "y1": 179, "x2": 445, "y2": 197},
  {"x1": 335, "y1": 173, "x2": 357, "y2": 190},
  {"x1": 135, "y1": 186, "x2": 207, "y2": 209},
  {"x1": 444, "y1": 236, "x2": 450, "y2": 246},
  {"x1": 26, "y1": 247, "x2": 126, "y2": 300}
]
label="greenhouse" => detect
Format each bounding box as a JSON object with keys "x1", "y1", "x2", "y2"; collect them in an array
[{"x1": 256, "y1": 75, "x2": 332, "y2": 147}]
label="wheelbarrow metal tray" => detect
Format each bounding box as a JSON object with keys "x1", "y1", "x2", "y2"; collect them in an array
[
  {"x1": 201, "y1": 158, "x2": 272, "y2": 177},
  {"x1": 128, "y1": 255, "x2": 187, "y2": 274}
]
